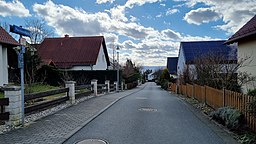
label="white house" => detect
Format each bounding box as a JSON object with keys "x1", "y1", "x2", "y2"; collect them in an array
[
  {"x1": 225, "y1": 15, "x2": 256, "y2": 93},
  {"x1": 0, "y1": 26, "x2": 20, "y2": 86},
  {"x1": 37, "y1": 35, "x2": 110, "y2": 70},
  {"x1": 177, "y1": 40, "x2": 237, "y2": 83}
]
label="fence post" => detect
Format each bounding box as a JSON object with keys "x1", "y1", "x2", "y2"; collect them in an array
[
  {"x1": 91, "y1": 79, "x2": 98, "y2": 96},
  {"x1": 121, "y1": 81, "x2": 124, "y2": 91},
  {"x1": 192, "y1": 84, "x2": 195, "y2": 98},
  {"x1": 65, "y1": 81, "x2": 76, "y2": 104},
  {"x1": 4, "y1": 86, "x2": 22, "y2": 126},
  {"x1": 105, "y1": 80, "x2": 110, "y2": 93},
  {"x1": 204, "y1": 85, "x2": 207, "y2": 105},
  {"x1": 114, "y1": 81, "x2": 118, "y2": 92},
  {"x1": 125, "y1": 84, "x2": 128, "y2": 90},
  {"x1": 223, "y1": 87, "x2": 226, "y2": 107}
]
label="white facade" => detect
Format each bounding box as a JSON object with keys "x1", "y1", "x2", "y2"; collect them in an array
[
  {"x1": 0, "y1": 44, "x2": 8, "y2": 86},
  {"x1": 177, "y1": 46, "x2": 186, "y2": 80},
  {"x1": 238, "y1": 40, "x2": 256, "y2": 93},
  {"x1": 69, "y1": 44, "x2": 108, "y2": 71}
]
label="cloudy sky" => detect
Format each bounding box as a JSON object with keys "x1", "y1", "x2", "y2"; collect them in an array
[{"x1": 0, "y1": 0, "x2": 256, "y2": 66}]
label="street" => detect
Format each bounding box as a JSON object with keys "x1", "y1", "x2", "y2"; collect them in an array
[{"x1": 64, "y1": 82, "x2": 230, "y2": 144}]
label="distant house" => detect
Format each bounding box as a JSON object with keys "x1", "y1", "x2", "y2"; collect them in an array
[
  {"x1": 37, "y1": 35, "x2": 110, "y2": 70},
  {"x1": 177, "y1": 40, "x2": 237, "y2": 82},
  {"x1": 0, "y1": 26, "x2": 20, "y2": 86},
  {"x1": 167, "y1": 57, "x2": 178, "y2": 78},
  {"x1": 225, "y1": 15, "x2": 256, "y2": 93}
]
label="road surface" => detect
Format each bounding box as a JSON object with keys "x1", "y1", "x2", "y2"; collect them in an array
[{"x1": 64, "y1": 82, "x2": 233, "y2": 144}]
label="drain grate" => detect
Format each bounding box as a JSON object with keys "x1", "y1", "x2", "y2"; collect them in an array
[
  {"x1": 138, "y1": 107, "x2": 157, "y2": 112},
  {"x1": 76, "y1": 139, "x2": 108, "y2": 144}
]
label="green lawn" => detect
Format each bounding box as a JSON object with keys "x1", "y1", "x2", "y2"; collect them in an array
[
  {"x1": 0, "y1": 92, "x2": 4, "y2": 99},
  {"x1": 25, "y1": 84, "x2": 61, "y2": 94}
]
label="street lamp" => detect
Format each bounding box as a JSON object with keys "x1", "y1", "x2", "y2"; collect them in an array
[{"x1": 116, "y1": 45, "x2": 120, "y2": 92}]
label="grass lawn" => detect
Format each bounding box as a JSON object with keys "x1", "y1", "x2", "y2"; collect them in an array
[
  {"x1": 0, "y1": 92, "x2": 4, "y2": 99},
  {"x1": 25, "y1": 84, "x2": 61, "y2": 94}
]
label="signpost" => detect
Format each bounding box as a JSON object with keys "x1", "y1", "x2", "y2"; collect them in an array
[{"x1": 10, "y1": 25, "x2": 31, "y2": 126}]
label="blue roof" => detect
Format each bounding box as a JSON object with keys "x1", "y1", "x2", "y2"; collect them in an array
[
  {"x1": 180, "y1": 40, "x2": 237, "y2": 64},
  {"x1": 167, "y1": 57, "x2": 178, "y2": 74}
]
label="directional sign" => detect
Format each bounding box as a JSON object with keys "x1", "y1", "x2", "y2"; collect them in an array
[{"x1": 10, "y1": 25, "x2": 31, "y2": 37}]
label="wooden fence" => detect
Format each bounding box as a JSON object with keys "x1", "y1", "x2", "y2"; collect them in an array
[
  {"x1": 25, "y1": 88, "x2": 69, "y2": 114},
  {"x1": 0, "y1": 98, "x2": 9, "y2": 125},
  {"x1": 169, "y1": 83, "x2": 256, "y2": 132}
]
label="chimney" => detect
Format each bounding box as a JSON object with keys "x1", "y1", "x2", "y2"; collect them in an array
[{"x1": 64, "y1": 34, "x2": 69, "y2": 38}]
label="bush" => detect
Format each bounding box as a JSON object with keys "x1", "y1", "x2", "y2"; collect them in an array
[
  {"x1": 247, "y1": 89, "x2": 256, "y2": 96},
  {"x1": 160, "y1": 79, "x2": 169, "y2": 90},
  {"x1": 35, "y1": 65, "x2": 64, "y2": 86},
  {"x1": 210, "y1": 107, "x2": 244, "y2": 130}
]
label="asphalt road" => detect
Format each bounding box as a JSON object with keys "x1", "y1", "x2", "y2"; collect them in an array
[{"x1": 64, "y1": 82, "x2": 232, "y2": 144}]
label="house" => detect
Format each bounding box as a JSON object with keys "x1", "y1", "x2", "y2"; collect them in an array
[
  {"x1": 225, "y1": 15, "x2": 256, "y2": 93},
  {"x1": 37, "y1": 35, "x2": 110, "y2": 70},
  {"x1": 177, "y1": 40, "x2": 237, "y2": 83},
  {"x1": 0, "y1": 26, "x2": 20, "y2": 86},
  {"x1": 167, "y1": 57, "x2": 178, "y2": 78}
]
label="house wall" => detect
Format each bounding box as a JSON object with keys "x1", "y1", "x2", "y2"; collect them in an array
[
  {"x1": 69, "y1": 44, "x2": 108, "y2": 71},
  {"x1": 177, "y1": 47, "x2": 186, "y2": 82},
  {"x1": 238, "y1": 40, "x2": 256, "y2": 93},
  {"x1": 93, "y1": 44, "x2": 108, "y2": 70},
  {"x1": 0, "y1": 44, "x2": 8, "y2": 86}
]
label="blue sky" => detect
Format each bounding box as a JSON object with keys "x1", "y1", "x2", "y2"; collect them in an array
[{"x1": 0, "y1": 0, "x2": 256, "y2": 66}]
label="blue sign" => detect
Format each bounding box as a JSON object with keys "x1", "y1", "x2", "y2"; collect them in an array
[
  {"x1": 10, "y1": 25, "x2": 31, "y2": 37},
  {"x1": 18, "y1": 53, "x2": 24, "y2": 69}
]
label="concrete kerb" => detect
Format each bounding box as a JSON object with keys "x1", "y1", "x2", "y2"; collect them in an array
[
  {"x1": 60, "y1": 84, "x2": 147, "y2": 144},
  {"x1": 169, "y1": 92, "x2": 239, "y2": 144}
]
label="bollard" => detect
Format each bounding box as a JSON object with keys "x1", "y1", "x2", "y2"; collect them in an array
[
  {"x1": 105, "y1": 80, "x2": 110, "y2": 93},
  {"x1": 65, "y1": 81, "x2": 76, "y2": 104},
  {"x1": 114, "y1": 81, "x2": 118, "y2": 92},
  {"x1": 91, "y1": 79, "x2": 98, "y2": 96}
]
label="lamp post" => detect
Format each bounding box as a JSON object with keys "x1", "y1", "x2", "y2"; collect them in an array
[{"x1": 116, "y1": 45, "x2": 120, "y2": 92}]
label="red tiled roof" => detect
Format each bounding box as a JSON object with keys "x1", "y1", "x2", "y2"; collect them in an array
[
  {"x1": 226, "y1": 15, "x2": 256, "y2": 44},
  {"x1": 0, "y1": 26, "x2": 19, "y2": 46},
  {"x1": 37, "y1": 36, "x2": 110, "y2": 69}
]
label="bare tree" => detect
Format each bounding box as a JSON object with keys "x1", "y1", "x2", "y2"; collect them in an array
[
  {"x1": 25, "y1": 18, "x2": 53, "y2": 44},
  {"x1": 190, "y1": 52, "x2": 255, "y2": 92}
]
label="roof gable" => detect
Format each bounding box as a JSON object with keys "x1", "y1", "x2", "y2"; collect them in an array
[
  {"x1": 167, "y1": 57, "x2": 178, "y2": 74},
  {"x1": 38, "y1": 36, "x2": 110, "y2": 69},
  {"x1": 226, "y1": 15, "x2": 256, "y2": 44},
  {"x1": 180, "y1": 40, "x2": 237, "y2": 64},
  {"x1": 0, "y1": 26, "x2": 19, "y2": 46}
]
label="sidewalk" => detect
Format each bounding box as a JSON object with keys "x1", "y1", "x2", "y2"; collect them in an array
[{"x1": 0, "y1": 86, "x2": 143, "y2": 144}]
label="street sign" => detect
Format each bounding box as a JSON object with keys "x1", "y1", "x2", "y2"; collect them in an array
[{"x1": 10, "y1": 25, "x2": 31, "y2": 37}]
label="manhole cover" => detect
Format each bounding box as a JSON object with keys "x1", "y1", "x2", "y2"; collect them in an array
[
  {"x1": 76, "y1": 139, "x2": 108, "y2": 144},
  {"x1": 135, "y1": 97, "x2": 147, "y2": 100},
  {"x1": 138, "y1": 107, "x2": 157, "y2": 112}
]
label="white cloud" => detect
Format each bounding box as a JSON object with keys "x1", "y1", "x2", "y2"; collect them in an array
[
  {"x1": 0, "y1": 0, "x2": 30, "y2": 17},
  {"x1": 96, "y1": 0, "x2": 115, "y2": 4},
  {"x1": 182, "y1": 0, "x2": 256, "y2": 34},
  {"x1": 166, "y1": 8, "x2": 179, "y2": 15},
  {"x1": 130, "y1": 15, "x2": 138, "y2": 22},
  {"x1": 184, "y1": 8, "x2": 221, "y2": 25},
  {"x1": 125, "y1": 0, "x2": 161, "y2": 8},
  {"x1": 33, "y1": 0, "x2": 220, "y2": 66}
]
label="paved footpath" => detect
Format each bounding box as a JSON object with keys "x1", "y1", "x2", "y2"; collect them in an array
[{"x1": 0, "y1": 86, "x2": 143, "y2": 144}]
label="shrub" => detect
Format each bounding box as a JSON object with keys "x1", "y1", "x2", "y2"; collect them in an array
[
  {"x1": 160, "y1": 79, "x2": 169, "y2": 90},
  {"x1": 35, "y1": 65, "x2": 64, "y2": 86},
  {"x1": 247, "y1": 89, "x2": 256, "y2": 96},
  {"x1": 210, "y1": 107, "x2": 244, "y2": 130}
]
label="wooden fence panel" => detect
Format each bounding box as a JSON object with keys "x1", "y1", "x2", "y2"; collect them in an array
[
  {"x1": 205, "y1": 86, "x2": 223, "y2": 109},
  {"x1": 169, "y1": 83, "x2": 177, "y2": 92},
  {"x1": 180, "y1": 84, "x2": 186, "y2": 95},
  {"x1": 194, "y1": 84, "x2": 204, "y2": 103},
  {"x1": 186, "y1": 84, "x2": 193, "y2": 98}
]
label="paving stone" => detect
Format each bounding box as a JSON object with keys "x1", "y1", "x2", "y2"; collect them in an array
[{"x1": 0, "y1": 88, "x2": 139, "y2": 144}]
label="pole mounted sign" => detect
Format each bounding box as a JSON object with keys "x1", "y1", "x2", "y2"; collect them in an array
[
  {"x1": 10, "y1": 25, "x2": 31, "y2": 37},
  {"x1": 10, "y1": 24, "x2": 31, "y2": 127}
]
